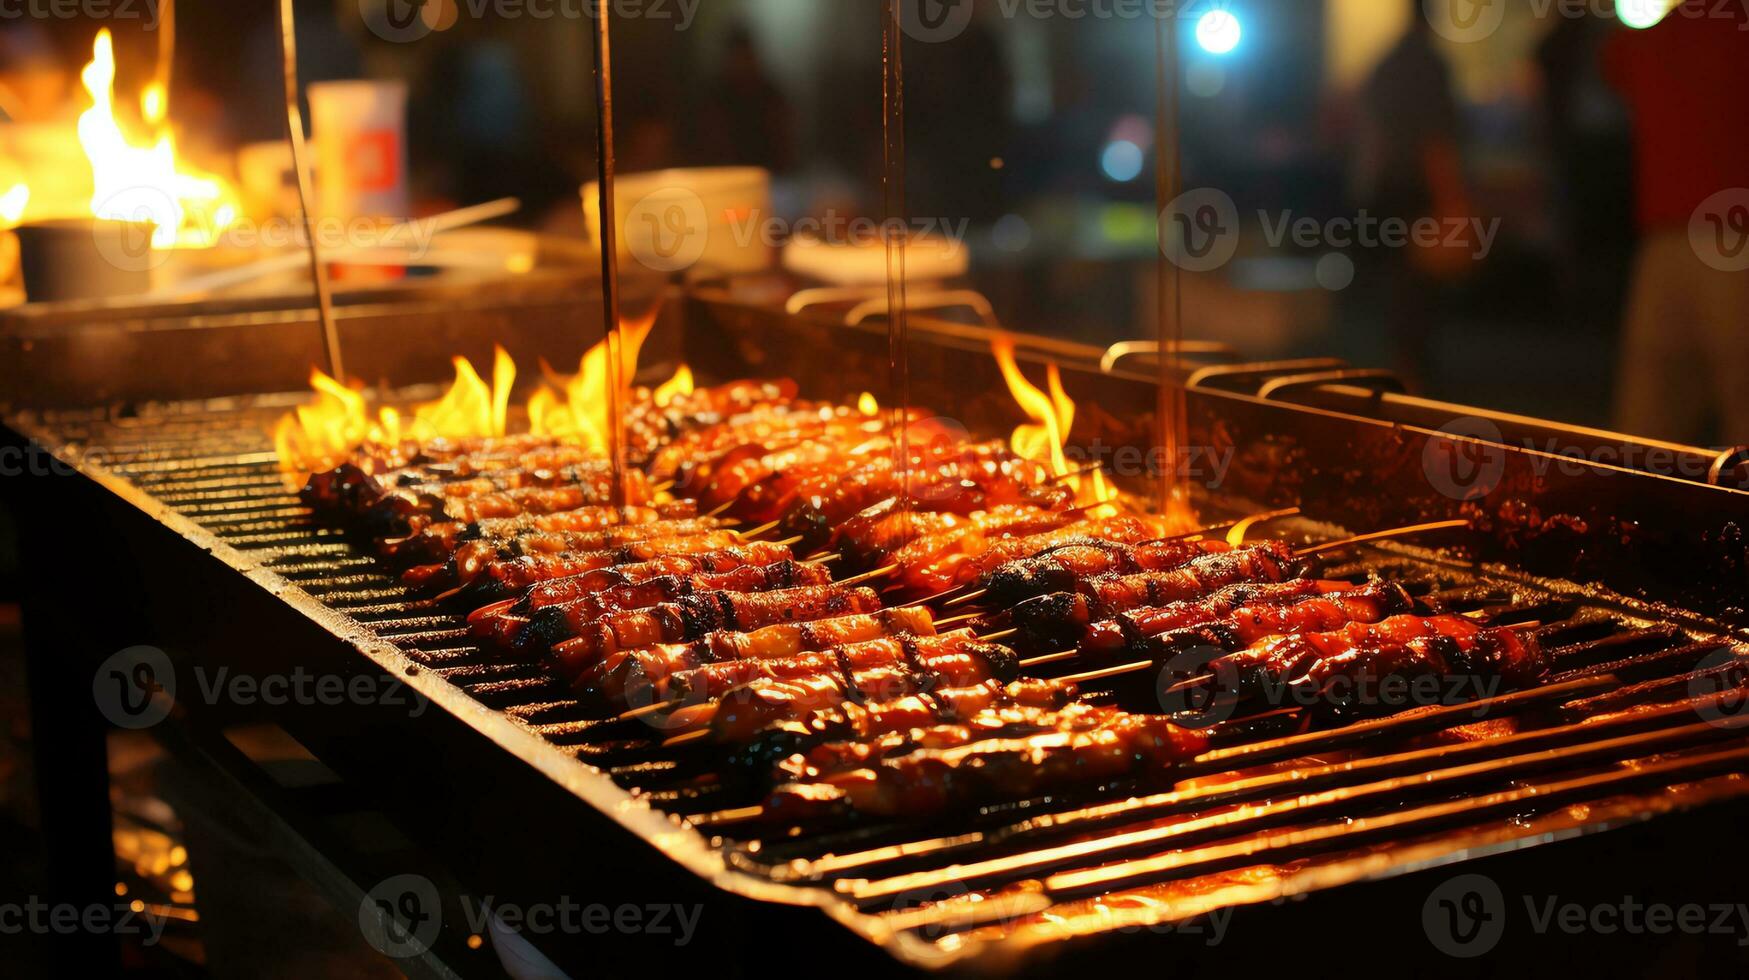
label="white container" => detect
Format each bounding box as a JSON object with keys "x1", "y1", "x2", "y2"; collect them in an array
[
  {"x1": 308, "y1": 80, "x2": 409, "y2": 223},
  {"x1": 583, "y1": 167, "x2": 771, "y2": 276}
]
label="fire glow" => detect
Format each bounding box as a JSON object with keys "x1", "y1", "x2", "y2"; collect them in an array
[
  {"x1": 990, "y1": 337, "x2": 1117, "y2": 507},
  {"x1": 78, "y1": 29, "x2": 240, "y2": 249},
  {"x1": 273, "y1": 309, "x2": 682, "y2": 477}
]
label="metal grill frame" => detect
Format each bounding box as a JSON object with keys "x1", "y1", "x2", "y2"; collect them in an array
[{"x1": 6, "y1": 302, "x2": 1749, "y2": 974}]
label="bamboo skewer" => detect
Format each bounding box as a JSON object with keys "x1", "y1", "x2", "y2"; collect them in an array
[
  {"x1": 941, "y1": 516, "x2": 1470, "y2": 612},
  {"x1": 858, "y1": 710, "x2": 1749, "y2": 912},
  {"x1": 276, "y1": 0, "x2": 342, "y2": 380},
  {"x1": 692, "y1": 674, "x2": 1622, "y2": 832}
]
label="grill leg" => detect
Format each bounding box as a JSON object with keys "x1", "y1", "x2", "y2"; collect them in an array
[{"x1": 9, "y1": 435, "x2": 122, "y2": 975}]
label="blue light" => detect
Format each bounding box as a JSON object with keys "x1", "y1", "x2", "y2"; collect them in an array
[
  {"x1": 1100, "y1": 140, "x2": 1144, "y2": 183},
  {"x1": 1195, "y1": 9, "x2": 1242, "y2": 55}
]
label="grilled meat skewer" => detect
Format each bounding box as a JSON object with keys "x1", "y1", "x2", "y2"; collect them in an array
[
  {"x1": 476, "y1": 559, "x2": 834, "y2": 654},
  {"x1": 585, "y1": 606, "x2": 938, "y2": 704},
  {"x1": 546, "y1": 584, "x2": 885, "y2": 681},
  {"x1": 761, "y1": 713, "x2": 1207, "y2": 821}
]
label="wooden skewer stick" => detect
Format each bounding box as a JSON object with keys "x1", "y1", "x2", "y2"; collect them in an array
[
  {"x1": 769, "y1": 535, "x2": 805, "y2": 549},
  {"x1": 277, "y1": 0, "x2": 342, "y2": 380},
  {"x1": 1221, "y1": 506, "x2": 1300, "y2": 543},
  {"x1": 704, "y1": 500, "x2": 735, "y2": 519},
  {"x1": 933, "y1": 612, "x2": 982, "y2": 630},
  {"x1": 803, "y1": 553, "x2": 843, "y2": 566},
  {"x1": 1049, "y1": 461, "x2": 1111, "y2": 484},
  {"x1": 737, "y1": 519, "x2": 782, "y2": 539},
  {"x1": 690, "y1": 674, "x2": 1622, "y2": 833},
  {"x1": 836, "y1": 564, "x2": 900, "y2": 587},
  {"x1": 1019, "y1": 650, "x2": 1081, "y2": 669},
  {"x1": 650, "y1": 480, "x2": 676, "y2": 495},
  {"x1": 1296, "y1": 518, "x2": 1471, "y2": 558},
  {"x1": 664, "y1": 729, "x2": 713, "y2": 749},
  {"x1": 982, "y1": 628, "x2": 1019, "y2": 643},
  {"x1": 940, "y1": 507, "x2": 1308, "y2": 611},
  {"x1": 618, "y1": 701, "x2": 669, "y2": 722}
]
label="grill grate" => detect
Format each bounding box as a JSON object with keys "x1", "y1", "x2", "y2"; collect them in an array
[{"x1": 27, "y1": 404, "x2": 1749, "y2": 966}]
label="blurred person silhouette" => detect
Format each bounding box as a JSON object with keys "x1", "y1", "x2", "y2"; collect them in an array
[
  {"x1": 1606, "y1": 1, "x2": 1749, "y2": 446},
  {"x1": 1535, "y1": 15, "x2": 1633, "y2": 337},
  {"x1": 694, "y1": 27, "x2": 794, "y2": 174},
  {"x1": 1352, "y1": 1, "x2": 1477, "y2": 389}
]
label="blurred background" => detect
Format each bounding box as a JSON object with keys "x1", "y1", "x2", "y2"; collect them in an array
[{"x1": 2, "y1": 0, "x2": 1745, "y2": 440}]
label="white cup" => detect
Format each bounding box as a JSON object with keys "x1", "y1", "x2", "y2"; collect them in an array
[{"x1": 308, "y1": 80, "x2": 409, "y2": 223}]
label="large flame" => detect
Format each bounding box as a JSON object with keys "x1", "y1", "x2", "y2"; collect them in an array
[
  {"x1": 275, "y1": 309, "x2": 677, "y2": 477},
  {"x1": 78, "y1": 29, "x2": 239, "y2": 249},
  {"x1": 991, "y1": 337, "x2": 1118, "y2": 508},
  {"x1": 526, "y1": 308, "x2": 660, "y2": 447},
  {"x1": 0, "y1": 184, "x2": 27, "y2": 228}
]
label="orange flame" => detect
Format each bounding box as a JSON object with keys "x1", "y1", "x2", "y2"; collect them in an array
[
  {"x1": 858, "y1": 392, "x2": 880, "y2": 417},
  {"x1": 78, "y1": 29, "x2": 239, "y2": 249},
  {"x1": 527, "y1": 307, "x2": 659, "y2": 448},
  {"x1": 276, "y1": 309, "x2": 664, "y2": 477},
  {"x1": 653, "y1": 364, "x2": 695, "y2": 407},
  {"x1": 276, "y1": 346, "x2": 516, "y2": 476},
  {"x1": 991, "y1": 337, "x2": 1118, "y2": 508}
]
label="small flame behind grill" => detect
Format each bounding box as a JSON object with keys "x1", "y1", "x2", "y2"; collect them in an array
[
  {"x1": 991, "y1": 336, "x2": 1118, "y2": 509},
  {"x1": 272, "y1": 305, "x2": 683, "y2": 477}
]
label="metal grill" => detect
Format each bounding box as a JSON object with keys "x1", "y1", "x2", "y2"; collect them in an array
[{"x1": 20, "y1": 402, "x2": 1749, "y2": 970}]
